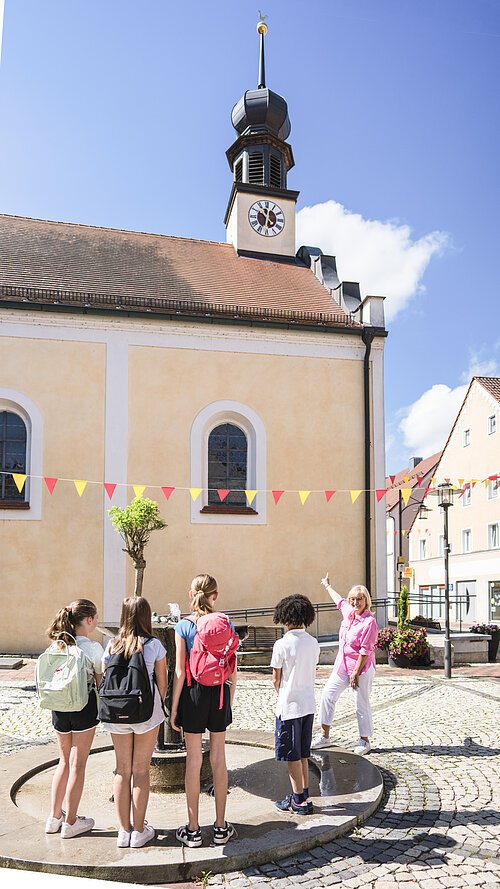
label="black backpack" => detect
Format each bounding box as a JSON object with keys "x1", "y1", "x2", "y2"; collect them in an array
[{"x1": 98, "y1": 637, "x2": 155, "y2": 724}]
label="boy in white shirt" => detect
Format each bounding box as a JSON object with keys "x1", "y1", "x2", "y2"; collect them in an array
[{"x1": 270, "y1": 594, "x2": 320, "y2": 814}]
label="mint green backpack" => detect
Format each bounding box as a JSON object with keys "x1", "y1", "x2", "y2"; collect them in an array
[{"x1": 36, "y1": 635, "x2": 91, "y2": 712}]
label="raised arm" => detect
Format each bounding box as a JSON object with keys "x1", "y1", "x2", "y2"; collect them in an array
[{"x1": 321, "y1": 572, "x2": 343, "y2": 606}]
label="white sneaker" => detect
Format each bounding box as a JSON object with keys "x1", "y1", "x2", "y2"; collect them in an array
[
  {"x1": 353, "y1": 738, "x2": 371, "y2": 755},
  {"x1": 130, "y1": 821, "x2": 155, "y2": 848},
  {"x1": 310, "y1": 732, "x2": 333, "y2": 749},
  {"x1": 45, "y1": 813, "x2": 64, "y2": 834},
  {"x1": 61, "y1": 816, "x2": 95, "y2": 838},
  {"x1": 117, "y1": 827, "x2": 132, "y2": 848}
]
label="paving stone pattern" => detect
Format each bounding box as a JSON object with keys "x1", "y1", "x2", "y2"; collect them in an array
[{"x1": 0, "y1": 670, "x2": 498, "y2": 888}]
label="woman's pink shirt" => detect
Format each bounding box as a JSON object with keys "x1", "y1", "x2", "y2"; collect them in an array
[{"x1": 334, "y1": 599, "x2": 378, "y2": 677}]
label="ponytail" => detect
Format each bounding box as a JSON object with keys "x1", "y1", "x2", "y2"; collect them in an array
[
  {"x1": 189, "y1": 574, "x2": 217, "y2": 616},
  {"x1": 47, "y1": 599, "x2": 97, "y2": 648}
]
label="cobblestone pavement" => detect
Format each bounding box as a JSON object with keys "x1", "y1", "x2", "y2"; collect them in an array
[{"x1": 0, "y1": 664, "x2": 498, "y2": 888}]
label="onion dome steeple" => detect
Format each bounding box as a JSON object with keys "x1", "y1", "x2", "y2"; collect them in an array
[{"x1": 226, "y1": 16, "x2": 294, "y2": 189}]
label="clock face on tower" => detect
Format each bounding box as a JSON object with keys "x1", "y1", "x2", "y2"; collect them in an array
[{"x1": 248, "y1": 200, "x2": 285, "y2": 237}]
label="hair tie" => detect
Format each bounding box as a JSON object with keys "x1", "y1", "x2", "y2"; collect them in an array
[{"x1": 65, "y1": 606, "x2": 72, "y2": 614}]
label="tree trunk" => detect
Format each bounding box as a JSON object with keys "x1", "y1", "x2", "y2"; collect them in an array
[{"x1": 134, "y1": 560, "x2": 146, "y2": 597}]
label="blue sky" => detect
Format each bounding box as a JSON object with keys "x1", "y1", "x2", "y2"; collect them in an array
[{"x1": 1, "y1": 0, "x2": 499, "y2": 473}]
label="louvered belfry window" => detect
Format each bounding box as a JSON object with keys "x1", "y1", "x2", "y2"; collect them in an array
[
  {"x1": 270, "y1": 154, "x2": 282, "y2": 188},
  {"x1": 235, "y1": 158, "x2": 243, "y2": 182},
  {"x1": 208, "y1": 423, "x2": 247, "y2": 506},
  {"x1": 0, "y1": 411, "x2": 27, "y2": 502},
  {"x1": 248, "y1": 152, "x2": 264, "y2": 185}
]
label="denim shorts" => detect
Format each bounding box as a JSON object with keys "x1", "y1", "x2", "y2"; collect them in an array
[{"x1": 275, "y1": 713, "x2": 314, "y2": 761}]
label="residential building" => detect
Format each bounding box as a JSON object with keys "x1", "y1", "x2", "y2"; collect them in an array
[{"x1": 408, "y1": 377, "x2": 500, "y2": 626}]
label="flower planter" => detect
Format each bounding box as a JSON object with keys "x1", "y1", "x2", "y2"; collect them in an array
[
  {"x1": 388, "y1": 652, "x2": 430, "y2": 669},
  {"x1": 488, "y1": 636, "x2": 499, "y2": 663}
]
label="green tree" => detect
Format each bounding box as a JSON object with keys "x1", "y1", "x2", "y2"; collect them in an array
[
  {"x1": 397, "y1": 584, "x2": 409, "y2": 631},
  {"x1": 109, "y1": 497, "x2": 167, "y2": 597}
]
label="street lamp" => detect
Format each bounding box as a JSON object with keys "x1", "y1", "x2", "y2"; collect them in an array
[{"x1": 417, "y1": 483, "x2": 455, "y2": 678}]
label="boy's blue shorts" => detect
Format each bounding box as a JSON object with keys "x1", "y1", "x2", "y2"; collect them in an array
[{"x1": 275, "y1": 713, "x2": 314, "y2": 761}]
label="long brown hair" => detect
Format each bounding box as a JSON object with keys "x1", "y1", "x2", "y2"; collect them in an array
[
  {"x1": 47, "y1": 599, "x2": 97, "y2": 647},
  {"x1": 189, "y1": 574, "x2": 217, "y2": 616},
  {"x1": 110, "y1": 597, "x2": 153, "y2": 659}
]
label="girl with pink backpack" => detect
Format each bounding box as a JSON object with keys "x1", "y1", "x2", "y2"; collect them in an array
[{"x1": 170, "y1": 574, "x2": 238, "y2": 848}]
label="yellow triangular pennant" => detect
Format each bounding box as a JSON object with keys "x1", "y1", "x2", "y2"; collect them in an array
[
  {"x1": 12, "y1": 473, "x2": 27, "y2": 493},
  {"x1": 74, "y1": 479, "x2": 88, "y2": 497},
  {"x1": 350, "y1": 490, "x2": 362, "y2": 504},
  {"x1": 458, "y1": 479, "x2": 464, "y2": 488},
  {"x1": 403, "y1": 475, "x2": 409, "y2": 483},
  {"x1": 245, "y1": 489, "x2": 257, "y2": 505},
  {"x1": 133, "y1": 485, "x2": 146, "y2": 499},
  {"x1": 190, "y1": 487, "x2": 203, "y2": 502},
  {"x1": 401, "y1": 488, "x2": 412, "y2": 507},
  {"x1": 402, "y1": 530, "x2": 406, "y2": 536},
  {"x1": 299, "y1": 490, "x2": 311, "y2": 505}
]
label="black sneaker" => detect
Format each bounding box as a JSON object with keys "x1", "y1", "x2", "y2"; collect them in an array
[
  {"x1": 306, "y1": 798, "x2": 314, "y2": 814},
  {"x1": 212, "y1": 821, "x2": 237, "y2": 845},
  {"x1": 176, "y1": 824, "x2": 202, "y2": 848},
  {"x1": 275, "y1": 793, "x2": 310, "y2": 815}
]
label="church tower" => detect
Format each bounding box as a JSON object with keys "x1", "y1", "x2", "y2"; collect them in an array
[{"x1": 224, "y1": 17, "x2": 299, "y2": 257}]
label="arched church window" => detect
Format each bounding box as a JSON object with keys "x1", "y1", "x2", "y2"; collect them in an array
[
  {"x1": 0, "y1": 410, "x2": 27, "y2": 503},
  {"x1": 248, "y1": 152, "x2": 264, "y2": 185},
  {"x1": 270, "y1": 154, "x2": 282, "y2": 189},
  {"x1": 207, "y1": 423, "x2": 247, "y2": 507}
]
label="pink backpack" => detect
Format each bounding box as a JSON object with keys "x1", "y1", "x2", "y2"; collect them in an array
[{"x1": 186, "y1": 613, "x2": 239, "y2": 708}]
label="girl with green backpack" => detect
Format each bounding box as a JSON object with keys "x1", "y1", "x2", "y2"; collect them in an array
[{"x1": 41, "y1": 599, "x2": 104, "y2": 839}]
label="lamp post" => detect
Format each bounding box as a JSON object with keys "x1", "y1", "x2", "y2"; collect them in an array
[{"x1": 436, "y1": 483, "x2": 455, "y2": 679}]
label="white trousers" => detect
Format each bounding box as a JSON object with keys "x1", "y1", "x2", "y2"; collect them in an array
[{"x1": 318, "y1": 666, "x2": 375, "y2": 738}]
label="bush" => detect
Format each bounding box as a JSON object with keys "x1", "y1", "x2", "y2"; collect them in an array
[
  {"x1": 376, "y1": 627, "x2": 396, "y2": 651},
  {"x1": 389, "y1": 626, "x2": 429, "y2": 659}
]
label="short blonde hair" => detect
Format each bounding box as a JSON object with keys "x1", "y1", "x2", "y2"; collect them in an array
[{"x1": 348, "y1": 585, "x2": 372, "y2": 612}]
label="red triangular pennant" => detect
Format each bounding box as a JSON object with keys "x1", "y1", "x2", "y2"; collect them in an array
[
  {"x1": 416, "y1": 475, "x2": 423, "y2": 486},
  {"x1": 324, "y1": 490, "x2": 336, "y2": 502},
  {"x1": 104, "y1": 482, "x2": 117, "y2": 500},
  {"x1": 218, "y1": 489, "x2": 230, "y2": 502},
  {"x1": 272, "y1": 490, "x2": 285, "y2": 504},
  {"x1": 161, "y1": 486, "x2": 175, "y2": 500},
  {"x1": 44, "y1": 477, "x2": 58, "y2": 495},
  {"x1": 389, "y1": 475, "x2": 396, "y2": 484},
  {"x1": 376, "y1": 489, "x2": 387, "y2": 502}
]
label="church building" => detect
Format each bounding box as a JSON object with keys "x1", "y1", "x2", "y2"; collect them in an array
[{"x1": 0, "y1": 21, "x2": 387, "y2": 653}]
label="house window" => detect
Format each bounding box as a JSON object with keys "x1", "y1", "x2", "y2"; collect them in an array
[
  {"x1": 439, "y1": 535, "x2": 445, "y2": 557},
  {"x1": 0, "y1": 411, "x2": 27, "y2": 503},
  {"x1": 488, "y1": 415, "x2": 496, "y2": 435},
  {"x1": 190, "y1": 400, "x2": 267, "y2": 525},
  {"x1": 462, "y1": 485, "x2": 471, "y2": 507},
  {"x1": 490, "y1": 581, "x2": 500, "y2": 622},
  {"x1": 207, "y1": 423, "x2": 247, "y2": 507},
  {"x1": 463, "y1": 429, "x2": 470, "y2": 447},
  {"x1": 488, "y1": 523, "x2": 499, "y2": 549},
  {"x1": 419, "y1": 538, "x2": 427, "y2": 559},
  {"x1": 462, "y1": 529, "x2": 472, "y2": 553},
  {"x1": 0, "y1": 390, "x2": 43, "y2": 520},
  {"x1": 487, "y1": 479, "x2": 499, "y2": 499}
]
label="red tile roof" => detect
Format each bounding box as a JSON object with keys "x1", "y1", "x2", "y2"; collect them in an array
[
  {"x1": 385, "y1": 451, "x2": 442, "y2": 510},
  {"x1": 476, "y1": 376, "x2": 500, "y2": 404},
  {"x1": 0, "y1": 214, "x2": 357, "y2": 326}
]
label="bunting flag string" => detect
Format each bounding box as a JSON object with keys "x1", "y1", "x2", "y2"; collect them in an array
[{"x1": 0, "y1": 469, "x2": 498, "y2": 503}]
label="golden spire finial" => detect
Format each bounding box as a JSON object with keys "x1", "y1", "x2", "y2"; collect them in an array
[{"x1": 257, "y1": 12, "x2": 268, "y2": 36}]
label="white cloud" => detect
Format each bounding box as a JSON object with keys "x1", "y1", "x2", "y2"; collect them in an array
[
  {"x1": 398, "y1": 383, "x2": 468, "y2": 457},
  {"x1": 296, "y1": 200, "x2": 448, "y2": 322}
]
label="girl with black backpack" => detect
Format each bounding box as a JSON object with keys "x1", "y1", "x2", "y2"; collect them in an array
[
  {"x1": 43, "y1": 599, "x2": 103, "y2": 839},
  {"x1": 170, "y1": 574, "x2": 238, "y2": 849},
  {"x1": 100, "y1": 597, "x2": 167, "y2": 848}
]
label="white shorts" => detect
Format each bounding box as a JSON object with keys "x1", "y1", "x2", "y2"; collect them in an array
[{"x1": 105, "y1": 718, "x2": 163, "y2": 735}]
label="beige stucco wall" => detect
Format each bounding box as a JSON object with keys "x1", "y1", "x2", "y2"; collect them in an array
[
  {"x1": 225, "y1": 191, "x2": 296, "y2": 256},
  {"x1": 127, "y1": 345, "x2": 365, "y2": 634},
  {"x1": 0, "y1": 336, "x2": 105, "y2": 653},
  {"x1": 409, "y1": 381, "x2": 500, "y2": 623}
]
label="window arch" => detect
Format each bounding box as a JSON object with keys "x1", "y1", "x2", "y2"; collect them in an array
[
  {"x1": 190, "y1": 400, "x2": 267, "y2": 525},
  {"x1": 207, "y1": 423, "x2": 247, "y2": 507},
  {"x1": 0, "y1": 390, "x2": 43, "y2": 520},
  {"x1": 0, "y1": 410, "x2": 28, "y2": 503}
]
